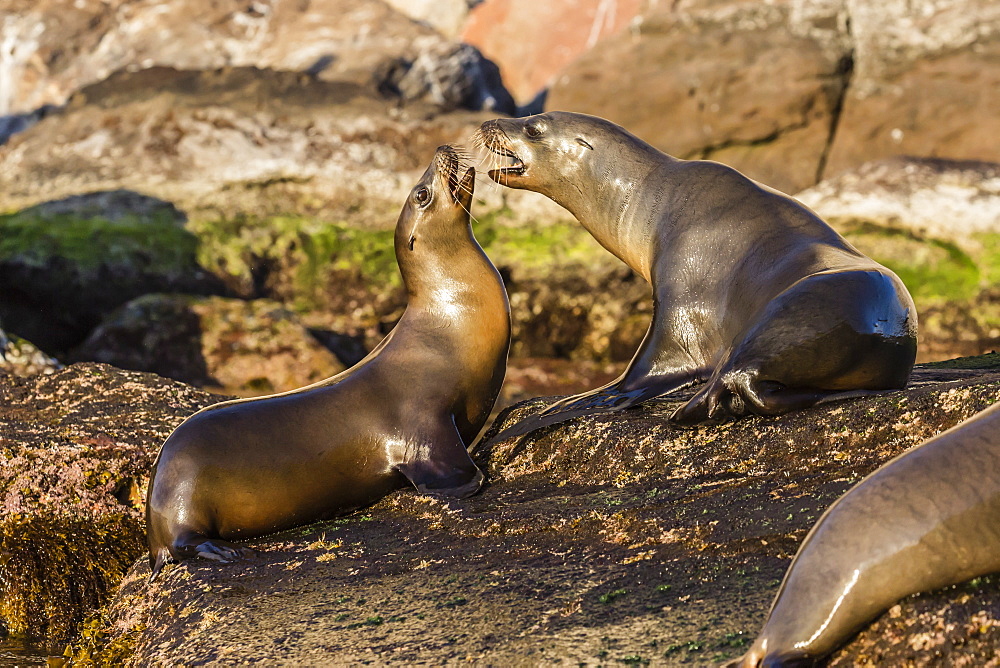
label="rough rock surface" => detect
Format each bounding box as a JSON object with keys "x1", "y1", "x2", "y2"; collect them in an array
[
  {"x1": 797, "y1": 157, "x2": 1000, "y2": 251},
  {"x1": 0, "y1": 364, "x2": 224, "y2": 651},
  {"x1": 70, "y1": 358, "x2": 1000, "y2": 665},
  {"x1": 73, "y1": 295, "x2": 345, "y2": 395},
  {"x1": 545, "y1": 0, "x2": 851, "y2": 194},
  {"x1": 546, "y1": 0, "x2": 1000, "y2": 194},
  {"x1": 0, "y1": 0, "x2": 508, "y2": 117},
  {"x1": 824, "y1": 0, "x2": 1000, "y2": 178},
  {"x1": 0, "y1": 65, "x2": 545, "y2": 225}
]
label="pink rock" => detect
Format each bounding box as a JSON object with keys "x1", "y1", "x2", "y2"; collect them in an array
[{"x1": 461, "y1": 0, "x2": 644, "y2": 105}]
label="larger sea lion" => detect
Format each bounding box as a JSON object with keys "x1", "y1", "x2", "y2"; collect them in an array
[
  {"x1": 146, "y1": 146, "x2": 511, "y2": 576},
  {"x1": 473, "y1": 112, "x2": 917, "y2": 435},
  {"x1": 733, "y1": 401, "x2": 1000, "y2": 667}
]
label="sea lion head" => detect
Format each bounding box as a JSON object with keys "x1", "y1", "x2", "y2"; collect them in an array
[
  {"x1": 473, "y1": 111, "x2": 624, "y2": 198},
  {"x1": 395, "y1": 144, "x2": 476, "y2": 259}
]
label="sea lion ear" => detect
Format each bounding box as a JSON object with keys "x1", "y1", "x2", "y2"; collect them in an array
[{"x1": 576, "y1": 138, "x2": 594, "y2": 150}]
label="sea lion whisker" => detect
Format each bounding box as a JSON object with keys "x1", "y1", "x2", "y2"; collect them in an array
[{"x1": 456, "y1": 197, "x2": 481, "y2": 225}]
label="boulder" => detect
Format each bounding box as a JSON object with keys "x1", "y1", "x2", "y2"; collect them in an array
[
  {"x1": 0, "y1": 364, "x2": 223, "y2": 651},
  {"x1": 1, "y1": 0, "x2": 510, "y2": 118},
  {"x1": 796, "y1": 157, "x2": 1000, "y2": 252},
  {"x1": 545, "y1": 1, "x2": 850, "y2": 194},
  {"x1": 0, "y1": 190, "x2": 224, "y2": 354},
  {"x1": 545, "y1": 0, "x2": 1000, "y2": 194},
  {"x1": 823, "y1": 0, "x2": 1000, "y2": 176},
  {"x1": 72, "y1": 295, "x2": 345, "y2": 395},
  {"x1": 462, "y1": 0, "x2": 645, "y2": 106},
  {"x1": 0, "y1": 65, "x2": 536, "y2": 226},
  {"x1": 67, "y1": 356, "x2": 1000, "y2": 665}
]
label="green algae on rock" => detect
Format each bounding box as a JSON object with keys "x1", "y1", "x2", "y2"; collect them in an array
[{"x1": 0, "y1": 204, "x2": 223, "y2": 354}]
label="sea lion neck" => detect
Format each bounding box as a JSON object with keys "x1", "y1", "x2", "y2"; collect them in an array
[
  {"x1": 560, "y1": 140, "x2": 674, "y2": 282},
  {"x1": 396, "y1": 222, "x2": 498, "y2": 308}
]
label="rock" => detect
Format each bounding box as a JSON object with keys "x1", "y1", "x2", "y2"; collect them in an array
[
  {"x1": 918, "y1": 287, "x2": 1000, "y2": 363},
  {"x1": 383, "y1": 0, "x2": 471, "y2": 38},
  {"x1": 462, "y1": 0, "x2": 645, "y2": 105},
  {"x1": 0, "y1": 363, "x2": 224, "y2": 651},
  {"x1": 796, "y1": 157, "x2": 1000, "y2": 251},
  {"x1": 17, "y1": 189, "x2": 187, "y2": 225},
  {"x1": 507, "y1": 269, "x2": 650, "y2": 362},
  {"x1": 377, "y1": 43, "x2": 515, "y2": 115},
  {"x1": 545, "y1": 1, "x2": 850, "y2": 194},
  {"x1": 1, "y1": 0, "x2": 507, "y2": 117},
  {"x1": 72, "y1": 295, "x2": 345, "y2": 395},
  {"x1": 69, "y1": 357, "x2": 1000, "y2": 664},
  {"x1": 0, "y1": 326, "x2": 60, "y2": 377},
  {"x1": 0, "y1": 190, "x2": 224, "y2": 354},
  {"x1": 545, "y1": 0, "x2": 1000, "y2": 194},
  {"x1": 0, "y1": 65, "x2": 535, "y2": 225},
  {"x1": 824, "y1": 0, "x2": 1000, "y2": 177}
]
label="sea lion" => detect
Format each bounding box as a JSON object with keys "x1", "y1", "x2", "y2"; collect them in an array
[
  {"x1": 473, "y1": 111, "x2": 916, "y2": 435},
  {"x1": 146, "y1": 146, "x2": 510, "y2": 576},
  {"x1": 733, "y1": 401, "x2": 1000, "y2": 667}
]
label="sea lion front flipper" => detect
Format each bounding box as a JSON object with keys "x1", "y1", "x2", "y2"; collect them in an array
[
  {"x1": 490, "y1": 370, "x2": 700, "y2": 442},
  {"x1": 395, "y1": 424, "x2": 484, "y2": 499}
]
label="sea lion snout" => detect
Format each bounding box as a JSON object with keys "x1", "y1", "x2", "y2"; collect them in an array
[
  {"x1": 472, "y1": 118, "x2": 529, "y2": 187},
  {"x1": 432, "y1": 144, "x2": 475, "y2": 206}
]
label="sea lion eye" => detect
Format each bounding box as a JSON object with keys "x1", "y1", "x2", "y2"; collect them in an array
[
  {"x1": 414, "y1": 187, "x2": 430, "y2": 205},
  {"x1": 525, "y1": 123, "x2": 542, "y2": 138}
]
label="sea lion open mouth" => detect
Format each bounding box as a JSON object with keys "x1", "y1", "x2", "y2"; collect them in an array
[
  {"x1": 471, "y1": 122, "x2": 526, "y2": 180},
  {"x1": 434, "y1": 145, "x2": 474, "y2": 203}
]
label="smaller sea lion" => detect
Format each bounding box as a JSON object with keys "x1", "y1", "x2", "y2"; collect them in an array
[
  {"x1": 473, "y1": 112, "x2": 917, "y2": 437},
  {"x1": 733, "y1": 401, "x2": 1000, "y2": 666},
  {"x1": 145, "y1": 146, "x2": 511, "y2": 576}
]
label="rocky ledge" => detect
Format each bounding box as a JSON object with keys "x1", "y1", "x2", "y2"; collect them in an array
[{"x1": 4, "y1": 356, "x2": 985, "y2": 665}]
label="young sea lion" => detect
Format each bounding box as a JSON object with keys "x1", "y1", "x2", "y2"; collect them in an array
[
  {"x1": 146, "y1": 146, "x2": 510, "y2": 576},
  {"x1": 474, "y1": 111, "x2": 916, "y2": 436},
  {"x1": 733, "y1": 401, "x2": 1000, "y2": 666}
]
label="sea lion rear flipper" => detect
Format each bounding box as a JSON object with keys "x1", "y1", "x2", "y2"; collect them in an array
[
  {"x1": 396, "y1": 425, "x2": 484, "y2": 499},
  {"x1": 172, "y1": 531, "x2": 256, "y2": 563}
]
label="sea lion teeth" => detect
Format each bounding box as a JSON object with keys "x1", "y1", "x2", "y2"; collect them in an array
[{"x1": 145, "y1": 145, "x2": 510, "y2": 578}]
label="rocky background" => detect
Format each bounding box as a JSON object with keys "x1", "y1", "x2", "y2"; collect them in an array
[{"x1": 0, "y1": 0, "x2": 998, "y2": 664}]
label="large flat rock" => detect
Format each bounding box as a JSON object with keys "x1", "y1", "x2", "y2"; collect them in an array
[{"x1": 76, "y1": 359, "x2": 1000, "y2": 665}]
